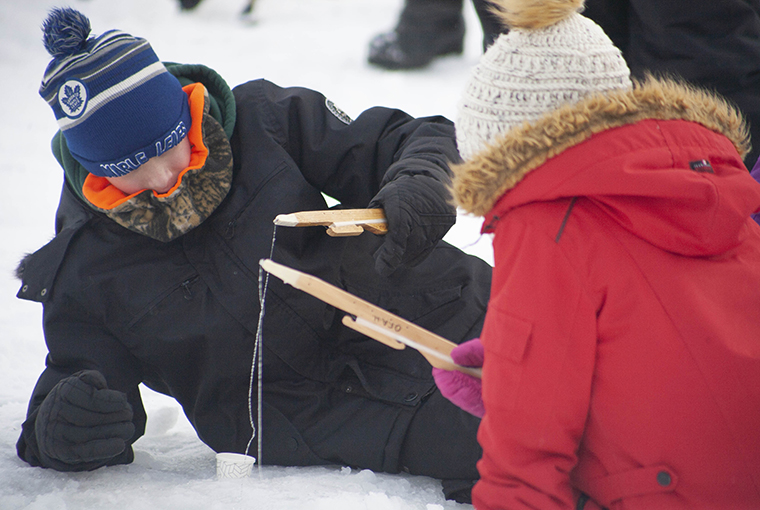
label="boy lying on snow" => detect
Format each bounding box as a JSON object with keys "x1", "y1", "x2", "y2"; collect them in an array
[{"x1": 16, "y1": 7, "x2": 491, "y2": 503}]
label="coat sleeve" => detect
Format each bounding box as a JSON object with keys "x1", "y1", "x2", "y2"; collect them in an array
[
  {"x1": 16, "y1": 241, "x2": 145, "y2": 471},
  {"x1": 236, "y1": 79, "x2": 460, "y2": 208},
  {"x1": 473, "y1": 215, "x2": 598, "y2": 510}
]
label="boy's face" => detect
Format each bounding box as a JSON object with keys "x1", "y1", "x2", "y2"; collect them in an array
[{"x1": 105, "y1": 137, "x2": 192, "y2": 195}]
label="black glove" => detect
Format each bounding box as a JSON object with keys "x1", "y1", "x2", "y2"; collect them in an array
[
  {"x1": 35, "y1": 370, "x2": 135, "y2": 467},
  {"x1": 369, "y1": 168, "x2": 457, "y2": 276}
]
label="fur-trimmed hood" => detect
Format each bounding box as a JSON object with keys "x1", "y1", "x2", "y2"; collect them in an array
[
  {"x1": 452, "y1": 77, "x2": 750, "y2": 217},
  {"x1": 451, "y1": 77, "x2": 760, "y2": 257}
]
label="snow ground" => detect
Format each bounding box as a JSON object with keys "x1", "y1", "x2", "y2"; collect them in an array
[{"x1": 0, "y1": 0, "x2": 493, "y2": 508}]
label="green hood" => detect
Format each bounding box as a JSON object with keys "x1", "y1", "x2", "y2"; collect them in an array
[{"x1": 52, "y1": 63, "x2": 237, "y2": 205}]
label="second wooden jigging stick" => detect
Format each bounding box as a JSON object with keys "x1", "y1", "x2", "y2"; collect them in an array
[{"x1": 259, "y1": 258, "x2": 481, "y2": 378}]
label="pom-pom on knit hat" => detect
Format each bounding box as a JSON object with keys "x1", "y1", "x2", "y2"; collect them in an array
[
  {"x1": 455, "y1": 0, "x2": 632, "y2": 161},
  {"x1": 39, "y1": 7, "x2": 191, "y2": 177}
]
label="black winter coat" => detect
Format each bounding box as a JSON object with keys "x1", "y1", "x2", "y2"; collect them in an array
[
  {"x1": 583, "y1": 0, "x2": 760, "y2": 167},
  {"x1": 16, "y1": 66, "x2": 491, "y2": 474}
]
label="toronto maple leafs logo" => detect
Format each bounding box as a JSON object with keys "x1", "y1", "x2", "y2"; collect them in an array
[{"x1": 58, "y1": 79, "x2": 88, "y2": 118}]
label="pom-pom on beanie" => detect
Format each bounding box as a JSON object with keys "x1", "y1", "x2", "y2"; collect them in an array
[
  {"x1": 455, "y1": 0, "x2": 632, "y2": 161},
  {"x1": 39, "y1": 7, "x2": 191, "y2": 177}
]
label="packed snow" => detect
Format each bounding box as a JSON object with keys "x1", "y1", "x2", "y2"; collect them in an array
[{"x1": 0, "y1": 0, "x2": 494, "y2": 508}]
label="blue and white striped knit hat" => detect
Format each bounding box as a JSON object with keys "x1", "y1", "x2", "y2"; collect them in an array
[{"x1": 39, "y1": 8, "x2": 191, "y2": 177}]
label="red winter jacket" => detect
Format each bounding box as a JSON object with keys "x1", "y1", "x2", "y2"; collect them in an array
[{"x1": 451, "y1": 78, "x2": 760, "y2": 510}]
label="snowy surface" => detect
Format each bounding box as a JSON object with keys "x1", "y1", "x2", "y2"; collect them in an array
[{"x1": 0, "y1": 0, "x2": 493, "y2": 508}]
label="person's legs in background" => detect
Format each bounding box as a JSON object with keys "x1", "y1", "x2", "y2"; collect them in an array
[
  {"x1": 368, "y1": 0, "x2": 503, "y2": 70},
  {"x1": 472, "y1": 0, "x2": 502, "y2": 50},
  {"x1": 368, "y1": 0, "x2": 465, "y2": 70}
]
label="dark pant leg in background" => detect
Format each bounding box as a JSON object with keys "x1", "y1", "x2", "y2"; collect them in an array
[
  {"x1": 472, "y1": 0, "x2": 505, "y2": 50},
  {"x1": 368, "y1": 0, "x2": 465, "y2": 69}
]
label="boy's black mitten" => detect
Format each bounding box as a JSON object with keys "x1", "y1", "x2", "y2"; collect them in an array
[
  {"x1": 35, "y1": 370, "x2": 135, "y2": 466},
  {"x1": 369, "y1": 168, "x2": 456, "y2": 276}
]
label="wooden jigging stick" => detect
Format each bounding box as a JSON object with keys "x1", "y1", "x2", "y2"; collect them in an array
[
  {"x1": 273, "y1": 208, "x2": 388, "y2": 237},
  {"x1": 259, "y1": 259, "x2": 482, "y2": 378}
]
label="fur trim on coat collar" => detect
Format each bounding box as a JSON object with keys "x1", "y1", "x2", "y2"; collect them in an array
[{"x1": 451, "y1": 76, "x2": 751, "y2": 217}]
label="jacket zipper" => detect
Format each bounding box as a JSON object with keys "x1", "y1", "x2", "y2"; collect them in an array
[{"x1": 181, "y1": 275, "x2": 200, "y2": 300}]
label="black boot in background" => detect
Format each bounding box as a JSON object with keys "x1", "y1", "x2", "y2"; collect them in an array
[
  {"x1": 179, "y1": 0, "x2": 204, "y2": 11},
  {"x1": 368, "y1": 0, "x2": 465, "y2": 70}
]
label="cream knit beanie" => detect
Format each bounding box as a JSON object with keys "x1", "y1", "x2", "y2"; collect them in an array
[{"x1": 456, "y1": 0, "x2": 632, "y2": 161}]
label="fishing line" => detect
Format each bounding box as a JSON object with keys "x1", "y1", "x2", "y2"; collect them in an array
[{"x1": 246, "y1": 224, "x2": 276, "y2": 472}]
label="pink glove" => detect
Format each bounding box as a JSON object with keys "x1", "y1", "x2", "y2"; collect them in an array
[{"x1": 433, "y1": 338, "x2": 484, "y2": 418}]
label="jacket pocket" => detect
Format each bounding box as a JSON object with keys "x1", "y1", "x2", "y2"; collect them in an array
[
  {"x1": 344, "y1": 282, "x2": 463, "y2": 330},
  {"x1": 574, "y1": 465, "x2": 678, "y2": 508},
  {"x1": 481, "y1": 306, "x2": 533, "y2": 410},
  {"x1": 126, "y1": 273, "x2": 201, "y2": 333}
]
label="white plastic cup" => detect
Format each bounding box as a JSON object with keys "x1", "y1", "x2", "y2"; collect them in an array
[{"x1": 216, "y1": 452, "x2": 256, "y2": 479}]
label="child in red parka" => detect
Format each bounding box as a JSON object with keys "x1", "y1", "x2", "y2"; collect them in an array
[{"x1": 434, "y1": 0, "x2": 760, "y2": 508}]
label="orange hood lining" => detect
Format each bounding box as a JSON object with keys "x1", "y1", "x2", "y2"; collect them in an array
[{"x1": 82, "y1": 83, "x2": 210, "y2": 210}]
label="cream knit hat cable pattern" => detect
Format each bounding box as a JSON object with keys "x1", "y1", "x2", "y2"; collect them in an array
[{"x1": 456, "y1": 0, "x2": 632, "y2": 161}]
